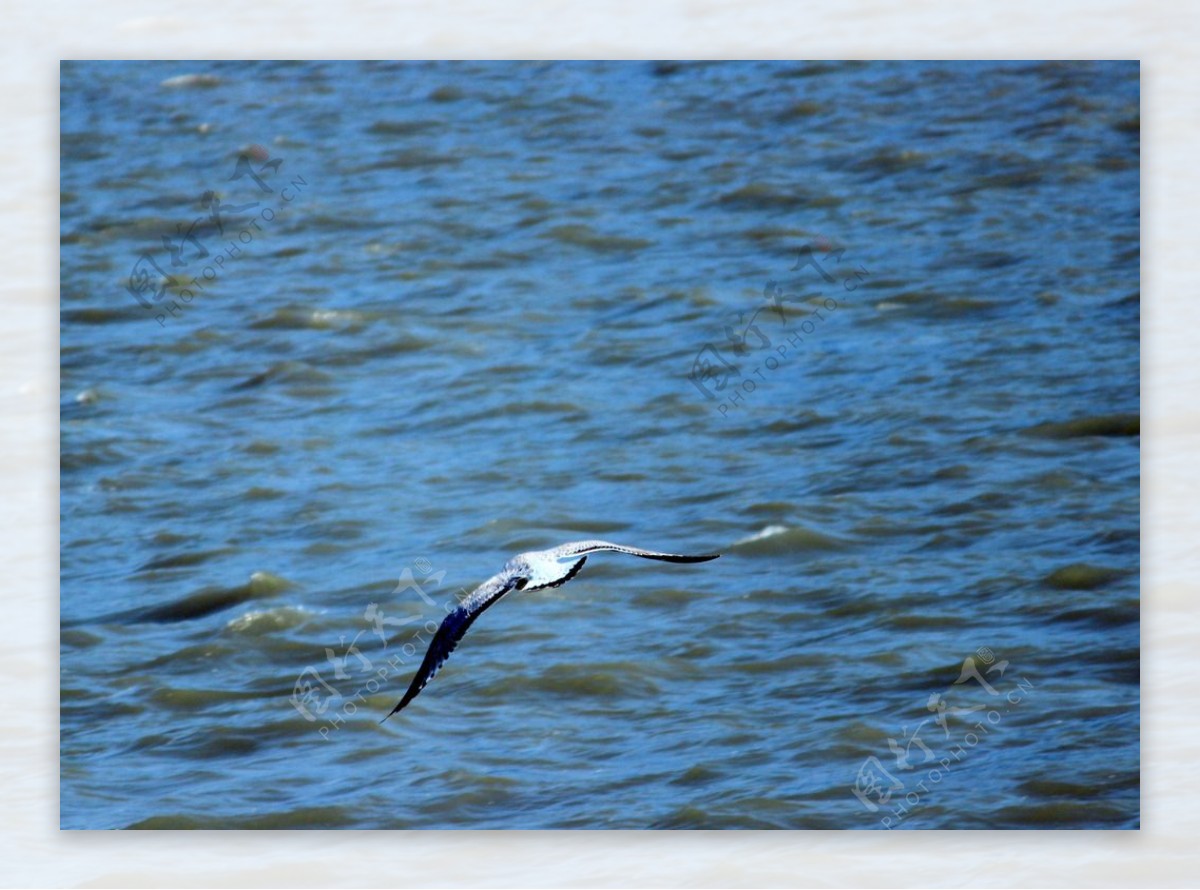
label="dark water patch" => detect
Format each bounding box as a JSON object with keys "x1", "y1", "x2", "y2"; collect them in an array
[
  {"x1": 741, "y1": 501, "x2": 800, "y2": 521},
  {"x1": 593, "y1": 291, "x2": 676, "y2": 323},
  {"x1": 775, "y1": 100, "x2": 824, "y2": 120},
  {"x1": 594, "y1": 470, "x2": 648, "y2": 484},
  {"x1": 991, "y1": 801, "x2": 1133, "y2": 829},
  {"x1": 729, "y1": 652, "x2": 831, "y2": 674},
  {"x1": 649, "y1": 805, "x2": 786, "y2": 830},
  {"x1": 1083, "y1": 527, "x2": 1140, "y2": 556},
  {"x1": 845, "y1": 148, "x2": 929, "y2": 177},
  {"x1": 736, "y1": 225, "x2": 810, "y2": 244},
  {"x1": 932, "y1": 464, "x2": 970, "y2": 481},
  {"x1": 1012, "y1": 116, "x2": 1070, "y2": 139},
  {"x1": 147, "y1": 685, "x2": 272, "y2": 712},
  {"x1": 1023, "y1": 413, "x2": 1140, "y2": 439},
  {"x1": 669, "y1": 764, "x2": 725, "y2": 786},
  {"x1": 630, "y1": 587, "x2": 696, "y2": 609},
  {"x1": 1099, "y1": 153, "x2": 1132, "y2": 172},
  {"x1": 359, "y1": 149, "x2": 462, "y2": 171},
  {"x1": 60, "y1": 438, "x2": 137, "y2": 472},
  {"x1": 125, "y1": 572, "x2": 295, "y2": 624},
  {"x1": 1017, "y1": 771, "x2": 1139, "y2": 800},
  {"x1": 429, "y1": 84, "x2": 465, "y2": 102},
  {"x1": 295, "y1": 213, "x2": 395, "y2": 233},
  {"x1": 872, "y1": 288, "x2": 1001, "y2": 319},
  {"x1": 883, "y1": 656, "x2": 1012, "y2": 699},
  {"x1": 414, "y1": 786, "x2": 520, "y2": 821},
  {"x1": 1043, "y1": 563, "x2": 1129, "y2": 591},
  {"x1": 541, "y1": 224, "x2": 652, "y2": 253},
  {"x1": 74, "y1": 213, "x2": 219, "y2": 243},
  {"x1": 885, "y1": 612, "x2": 970, "y2": 631},
  {"x1": 60, "y1": 131, "x2": 109, "y2": 162},
  {"x1": 772, "y1": 62, "x2": 842, "y2": 79},
  {"x1": 951, "y1": 168, "x2": 1044, "y2": 194},
  {"x1": 127, "y1": 732, "x2": 185, "y2": 754},
  {"x1": 1044, "y1": 605, "x2": 1138, "y2": 630},
  {"x1": 421, "y1": 769, "x2": 522, "y2": 791},
  {"x1": 164, "y1": 722, "x2": 305, "y2": 760},
  {"x1": 366, "y1": 119, "x2": 443, "y2": 137},
  {"x1": 1114, "y1": 114, "x2": 1140, "y2": 135},
  {"x1": 244, "y1": 486, "x2": 286, "y2": 501},
  {"x1": 311, "y1": 336, "x2": 434, "y2": 366},
  {"x1": 248, "y1": 307, "x2": 374, "y2": 331},
  {"x1": 821, "y1": 596, "x2": 892, "y2": 620},
  {"x1": 957, "y1": 249, "x2": 1023, "y2": 270},
  {"x1": 61, "y1": 628, "x2": 104, "y2": 649},
  {"x1": 62, "y1": 698, "x2": 146, "y2": 722},
  {"x1": 136, "y1": 642, "x2": 238, "y2": 671},
  {"x1": 1072, "y1": 645, "x2": 1140, "y2": 684},
  {"x1": 933, "y1": 491, "x2": 1014, "y2": 517},
  {"x1": 1056, "y1": 703, "x2": 1135, "y2": 724},
  {"x1": 857, "y1": 276, "x2": 911, "y2": 293},
  {"x1": 650, "y1": 61, "x2": 682, "y2": 78},
  {"x1": 850, "y1": 516, "x2": 930, "y2": 540},
  {"x1": 716, "y1": 183, "x2": 841, "y2": 212},
  {"x1": 229, "y1": 361, "x2": 335, "y2": 390},
  {"x1": 760, "y1": 411, "x2": 834, "y2": 434},
  {"x1": 129, "y1": 805, "x2": 355, "y2": 829},
  {"x1": 60, "y1": 306, "x2": 145, "y2": 325},
  {"x1": 458, "y1": 249, "x2": 536, "y2": 270},
  {"x1": 137, "y1": 548, "x2": 235, "y2": 573},
  {"x1": 669, "y1": 641, "x2": 718, "y2": 662},
  {"x1": 1107, "y1": 290, "x2": 1139, "y2": 310},
  {"x1": 494, "y1": 664, "x2": 661, "y2": 701}
]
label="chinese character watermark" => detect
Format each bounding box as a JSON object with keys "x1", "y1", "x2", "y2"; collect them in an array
[
  {"x1": 850, "y1": 647, "x2": 1035, "y2": 828},
  {"x1": 289, "y1": 557, "x2": 472, "y2": 740},
  {"x1": 688, "y1": 237, "x2": 868, "y2": 415},
  {"x1": 125, "y1": 145, "x2": 308, "y2": 327}
]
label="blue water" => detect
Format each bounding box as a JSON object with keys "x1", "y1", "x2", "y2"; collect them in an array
[{"x1": 60, "y1": 60, "x2": 1139, "y2": 829}]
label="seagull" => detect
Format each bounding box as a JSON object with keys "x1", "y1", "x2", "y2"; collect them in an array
[{"x1": 382, "y1": 540, "x2": 719, "y2": 720}]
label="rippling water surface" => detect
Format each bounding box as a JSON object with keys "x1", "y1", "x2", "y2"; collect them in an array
[{"x1": 60, "y1": 61, "x2": 1139, "y2": 829}]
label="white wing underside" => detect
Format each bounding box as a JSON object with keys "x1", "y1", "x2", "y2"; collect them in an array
[
  {"x1": 521, "y1": 550, "x2": 588, "y2": 590},
  {"x1": 522, "y1": 540, "x2": 718, "y2": 590}
]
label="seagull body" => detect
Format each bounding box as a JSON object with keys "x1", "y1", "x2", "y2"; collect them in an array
[{"x1": 382, "y1": 540, "x2": 719, "y2": 719}]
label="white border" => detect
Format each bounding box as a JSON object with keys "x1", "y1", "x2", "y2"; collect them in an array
[{"x1": 5, "y1": 1, "x2": 1188, "y2": 885}]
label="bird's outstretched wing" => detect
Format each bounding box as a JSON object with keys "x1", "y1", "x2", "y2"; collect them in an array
[
  {"x1": 381, "y1": 573, "x2": 519, "y2": 721},
  {"x1": 550, "y1": 539, "x2": 720, "y2": 563}
]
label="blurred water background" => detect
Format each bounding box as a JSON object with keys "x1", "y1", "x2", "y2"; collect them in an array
[{"x1": 60, "y1": 60, "x2": 1139, "y2": 829}]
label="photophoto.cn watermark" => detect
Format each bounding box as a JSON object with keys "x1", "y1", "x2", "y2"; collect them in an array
[
  {"x1": 124, "y1": 144, "x2": 308, "y2": 327},
  {"x1": 850, "y1": 647, "x2": 1035, "y2": 828},
  {"x1": 687, "y1": 237, "x2": 869, "y2": 415},
  {"x1": 289, "y1": 557, "x2": 471, "y2": 740}
]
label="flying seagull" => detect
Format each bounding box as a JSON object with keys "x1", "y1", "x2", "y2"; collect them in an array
[{"x1": 382, "y1": 540, "x2": 719, "y2": 720}]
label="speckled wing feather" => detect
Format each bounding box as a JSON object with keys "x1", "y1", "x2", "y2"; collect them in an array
[{"x1": 550, "y1": 539, "x2": 720, "y2": 563}]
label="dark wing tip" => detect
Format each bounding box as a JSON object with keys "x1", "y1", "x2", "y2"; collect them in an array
[
  {"x1": 380, "y1": 574, "x2": 523, "y2": 723},
  {"x1": 380, "y1": 605, "x2": 474, "y2": 722},
  {"x1": 380, "y1": 678, "x2": 421, "y2": 722},
  {"x1": 642, "y1": 552, "x2": 720, "y2": 563}
]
